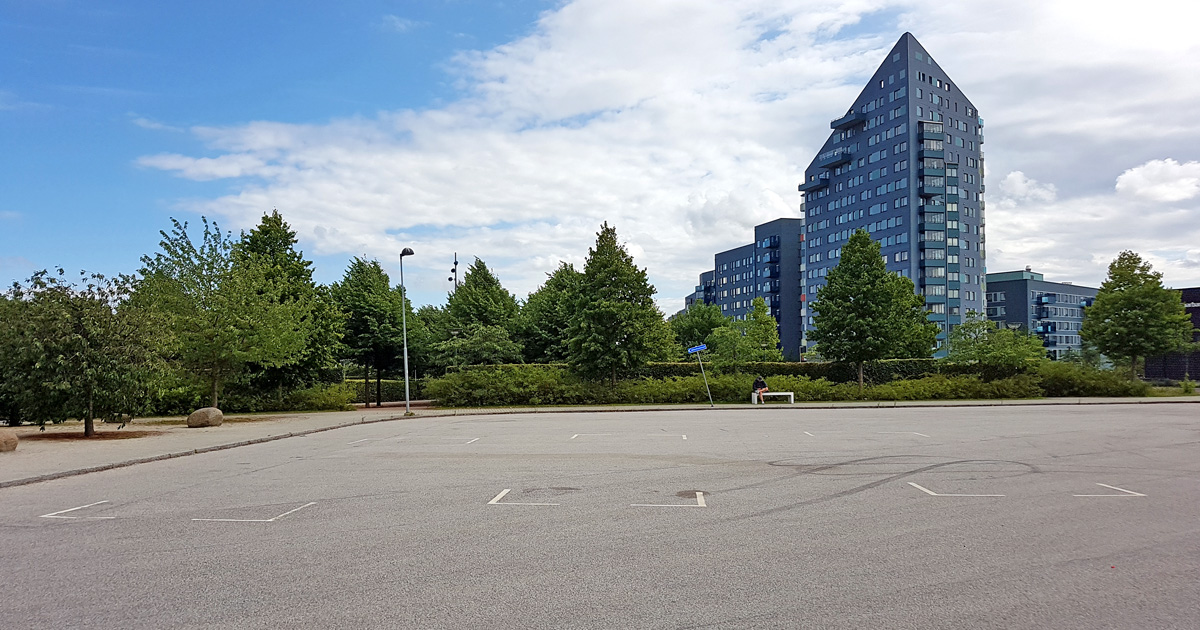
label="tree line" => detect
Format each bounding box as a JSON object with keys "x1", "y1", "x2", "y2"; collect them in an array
[
  {"x1": 3, "y1": 215, "x2": 1192, "y2": 432},
  {"x1": 0, "y1": 213, "x2": 785, "y2": 430}
]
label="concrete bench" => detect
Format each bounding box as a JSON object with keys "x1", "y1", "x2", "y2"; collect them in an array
[{"x1": 751, "y1": 392, "x2": 794, "y2": 404}]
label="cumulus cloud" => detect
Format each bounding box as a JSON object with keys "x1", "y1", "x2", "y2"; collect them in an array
[
  {"x1": 131, "y1": 116, "x2": 184, "y2": 132},
  {"x1": 1115, "y1": 159, "x2": 1200, "y2": 202},
  {"x1": 140, "y1": 0, "x2": 1200, "y2": 307}
]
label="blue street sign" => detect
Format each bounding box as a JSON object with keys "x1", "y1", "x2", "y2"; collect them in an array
[{"x1": 687, "y1": 344, "x2": 707, "y2": 354}]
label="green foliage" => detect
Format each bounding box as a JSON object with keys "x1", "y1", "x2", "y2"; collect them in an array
[
  {"x1": 137, "y1": 217, "x2": 310, "y2": 409},
  {"x1": 704, "y1": 298, "x2": 784, "y2": 367},
  {"x1": 1181, "y1": 374, "x2": 1196, "y2": 395},
  {"x1": 1035, "y1": 361, "x2": 1152, "y2": 397},
  {"x1": 432, "y1": 325, "x2": 524, "y2": 370},
  {"x1": 515, "y1": 262, "x2": 582, "y2": 363},
  {"x1": 1081, "y1": 251, "x2": 1194, "y2": 378},
  {"x1": 567, "y1": 223, "x2": 677, "y2": 383},
  {"x1": 351, "y1": 379, "x2": 425, "y2": 405},
  {"x1": 809, "y1": 229, "x2": 938, "y2": 386},
  {"x1": 1, "y1": 270, "x2": 161, "y2": 432},
  {"x1": 235, "y1": 211, "x2": 345, "y2": 391},
  {"x1": 447, "y1": 257, "x2": 519, "y2": 332},
  {"x1": 947, "y1": 312, "x2": 1047, "y2": 374},
  {"x1": 670, "y1": 302, "x2": 728, "y2": 351}
]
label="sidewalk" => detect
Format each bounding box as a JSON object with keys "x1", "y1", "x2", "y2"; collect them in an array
[{"x1": 2, "y1": 396, "x2": 1197, "y2": 489}]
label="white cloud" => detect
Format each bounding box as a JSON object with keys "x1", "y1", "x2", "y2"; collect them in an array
[
  {"x1": 131, "y1": 116, "x2": 184, "y2": 132},
  {"x1": 381, "y1": 15, "x2": 422, "y2": 33},
  {"x1": 141, "y1": 0, "x2": 1200, "y2": 307},
  {"x1": 1115, "y1": 159, "x2": 1200, "y2": 202},
  {"x1": 0, "y1": 211, "x2": 21, "y2": 221}
]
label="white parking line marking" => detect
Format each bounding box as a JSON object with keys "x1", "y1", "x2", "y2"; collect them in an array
[
  {"x1": 879, "y1": 432, "x2": 931, "y2": 437},
  {"x1": 1074, "y1": 483, "x2": 1146, "y2": 497},
  {"x1": 39, "y1": 501, "x2": 116, "y2": 520},
  {"x1": 192, "y1": 502, "x2": 317, "y2": 523},
  {"x1": 570, "y1": 433, "x2": 612, "y2": 440},
  {"x1": 632, "y1": 492, "x2": 707, "y2": 508},
  {"x1": 464, "y1": 437, "x2": 480, "y2": 444},
  {"x1": 907, "y1": 482, "x2": 1004, "y2": 497},
  {"x1": 347, "y1": 438, "x2": 374, "y2": 445},
  {"x1": 804, "y1": 431, "x2": 815, "y2": 437},
  {"x1": 486, "y1": 489, "x2": 559, "y2": 506}
]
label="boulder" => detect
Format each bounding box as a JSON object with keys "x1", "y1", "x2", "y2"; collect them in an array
[
  {"x1": 0, "y1": 430, "x2": 16, "y2": 452},
  {"x1": 187, "y1": 407, "x2": 224, "y2": 428}
]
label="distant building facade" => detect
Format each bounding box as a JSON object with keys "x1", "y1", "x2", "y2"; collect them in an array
[
  {"x1": 797, "y1": 33, "x2": 986, "y2": 351},
  {"x1": 685, "y1": 218, "x2": 806, "y2": 359},
  {"x1": 1144, "y1": 287, "x2": 1200, "y2": 381},
  {"x1": 984, "y1": 269, "x2": 1098, "y2": 359}
]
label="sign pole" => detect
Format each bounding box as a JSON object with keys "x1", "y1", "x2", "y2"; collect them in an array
[{"x1": 687, "y1": 344, "x2": 714, "y2": 407}]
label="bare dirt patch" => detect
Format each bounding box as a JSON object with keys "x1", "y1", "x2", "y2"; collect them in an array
[{"x1": 20, "y1": 430, "x2": 163, "y2": 441}]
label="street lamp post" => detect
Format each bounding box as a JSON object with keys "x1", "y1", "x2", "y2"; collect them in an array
[{"x1": 399, "y1": 247, "x2": 415, "y2": 415}]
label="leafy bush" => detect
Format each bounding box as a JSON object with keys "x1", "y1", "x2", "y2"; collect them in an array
[
  {"x1": 1035, "y1": 362, "x2": 1151, "y2": 397},
  {"x1": 287, "y1": 383, "x2": 356, "y2": 411},
  {"x1": 1182, "y1": 374, "x2": 1196, "y2": 395},
  {"x1": 351, "y1": 379, "x2": 425, "y2": 404}
]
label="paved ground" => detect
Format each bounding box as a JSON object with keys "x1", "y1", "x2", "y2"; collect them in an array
[{"x1": 2, "y1": 401, "x2": 1199, "y2": 629}]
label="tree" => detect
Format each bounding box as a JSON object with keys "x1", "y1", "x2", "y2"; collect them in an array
[
  {"x1": 234, "y1": 211, "x2": 345, "y2": 399},
  {"x1": 2, "y1": 270, "x2": 159, "y2": 435},
  {"x1": 432, "y1": 325, "x2": 524, "y2": 369},
  {"x1": 137, "y1": 217, "x2": 310, "y2": 409},
  {"x1": 331, "y1": 257, "x2": 416, "y2": 406},
  {"x1": 670, "y1": 302, "x2": 728, "y2": 351},
  {"x1": 568, "y1": 223, "x2": 677, "y2": 384},
  {"x1": 703, "y1": 298, "x2": 783, "y2": 368},
  {"x1": 1081, "y1": 250, "x2": 1194, "y2": 379},
  {"x1": 808, "y1": 229, "x2": 938, "y2": 388},
  {"x1": 516, "y1": 262, "x2": 583, "y2": 363},
  {"x1": 447, "y1": 258, "x2": 519, "y2": 332},
  {"x1": 947, "y1": 312, "x2": 1046, "y2": 372}
]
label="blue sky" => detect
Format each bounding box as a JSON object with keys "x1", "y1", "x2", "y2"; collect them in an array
[{"x1": 4, "y1": 0, "x2": 1200, "y2": 310}]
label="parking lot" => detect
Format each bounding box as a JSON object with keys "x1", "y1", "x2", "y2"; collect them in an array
[{"x1": 3, "y1": 404, "x2": 1199, "y2": 629}]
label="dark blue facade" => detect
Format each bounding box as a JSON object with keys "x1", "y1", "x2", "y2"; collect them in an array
[
  {"x1": 799, "y1": 33, "x2": 986, "y2": 352},
  {"x1": 984, "y1": 269, "x2": 1098, "y2": 359},
  {"x1": 688, "y1": 218, "x2": 806, "y2": 359}
]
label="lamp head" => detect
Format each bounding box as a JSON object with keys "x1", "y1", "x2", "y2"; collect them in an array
[{"x1": 400, "y1": 247, "x2": 415, "y2": 257}]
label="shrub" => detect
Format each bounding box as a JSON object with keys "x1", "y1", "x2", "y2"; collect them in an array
[
  {"x1": 1035, "y1": 362, "x2": 1151, "y2": 397},
  {"x1": 286, "y1": 383, "x2": 356, "y2": 411},
  {"x1": 1182, "y1": 374, "x2": 1196, "y2": 395}
]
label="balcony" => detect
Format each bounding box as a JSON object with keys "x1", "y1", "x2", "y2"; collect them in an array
[
  {"x1": 1035, "y1": 322, "x2": 1058, "y2": 334},
  {"x1": 816, "y1": 147, "x2": 852, "y2": 169},
  {"x1": 759, "y1": 250, "x2": 780, "y2": 263},
  {"x1": 919, "y1": 129, "x2": 945, "y2": 141},
  {"x1": 919, "y1": 165, "x2": 945, "y2": 177},
  {"x1": 919, "y1": 147, "x2": 945, "y2": 159},
  {"x1": 798, "y1": 174, "x2": 829, "y2": 192},
  {"x1": 761, "y1": 280, "x2": 781, "y2": 294},
  {"x1": 1037, "y1": 294, "x2": 1058, "y2": 305},
  {"x1": 919, "y1": 176, "x2": 946, "y2": 197},
  {"x1": 758, "y1": 266, "x2": 780, "y2": 279},
  {"x1": 830, "y1": 110, "x2": 865, "y2": 130},
  {"x1": 758, "y1": 235, "x2": 780, "y2": 249}
]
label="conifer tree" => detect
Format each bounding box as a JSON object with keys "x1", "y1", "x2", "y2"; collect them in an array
[
  {"x1": 447, "y1": 258, "x2": 519, "y2": 332},
  {"x1": 568, "y1": 223, "x2": 676, "y2": 384},
  {"x1": 516, "y1": 262, "x2": 583, "y2": 363}
]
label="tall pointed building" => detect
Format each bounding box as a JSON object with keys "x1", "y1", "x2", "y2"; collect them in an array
[{"x1": 798, "y1": 33, "x2": 985, "y2": 351}]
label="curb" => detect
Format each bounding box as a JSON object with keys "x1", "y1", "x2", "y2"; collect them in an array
[
  {"x1": 0, "y1": 414, "x2": 406, "y2": 490},
  {"x1": 2, "y1": 397, "x2": 1197, "y2": 489}
]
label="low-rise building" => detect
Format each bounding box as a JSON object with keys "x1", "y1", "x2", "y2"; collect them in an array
[
  {"x1": 1144, "y1": 287, "x2": 1200, "y2": 381},
  {"x1": 984, "y1": 268, "x2": 1098, "y2": 359}
]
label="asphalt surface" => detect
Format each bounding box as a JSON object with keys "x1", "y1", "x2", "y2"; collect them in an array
[{"x1": 2, "y1": 403, "x2": 1199, "y2": 629}]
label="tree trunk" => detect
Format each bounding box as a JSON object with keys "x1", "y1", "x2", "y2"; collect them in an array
[
  {"x1": 857, "y1": 362, "x2": 865, "y2": 392},
  {"x1": 364, "y1": 363, "x2": 371, "y2": 407},
  {"x1": 375, "y1": 364, "x2": 382, "y2": 408},
  {"x1": 84, "y1": 389, "x2": 95, "y2": 437},
  {"x1": 1131, "y1": 356, "x2": 1139, "y2": 381},
  {"x1": 211, "y1": 375, "x2": 220, "y2": 409}
]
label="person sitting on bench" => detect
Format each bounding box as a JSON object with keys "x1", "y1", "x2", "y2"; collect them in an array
[{"x1": 752, "y1": 376, "x2": 768, "y2": 404}]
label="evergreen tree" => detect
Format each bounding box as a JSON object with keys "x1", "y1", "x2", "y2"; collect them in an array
[
  {"x1": 1081, "y1": 250, "x2": 1193, "y2": 379},
  {"x1": 568, "y1": 223, "x2": 676, "y2": 384},
  {"x1": 234, "y1": 211, "x2": 344, "y2": 399},
  {"x1": 137, "y1": 218, "x2": 309, "y2": 409},
  {"x1": 447, "y1": 258, "x2": 519, "y2": 332},
  {"x1": 670, "y1": 302, "x2": 728, "y2": 351},
  {"x1": 947, "y1": 312, "x2": 1046, "y2": 372},
  {"x1": 432, "y1": 325, "x2": 524, "y2": 369},
  {"x1": 331, "y1": 257, "x2": 412, "y2": 406},
  {"x1": 808, "y1": 229, "x2": 937, "y2": 388},
  {"x1": 516, "y1": 262, "x2": 583, "y2": 363}
]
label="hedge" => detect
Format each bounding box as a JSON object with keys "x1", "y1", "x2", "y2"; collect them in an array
[{"x1": 423, "y1": 362, "x2": 1149, "y2": 407}]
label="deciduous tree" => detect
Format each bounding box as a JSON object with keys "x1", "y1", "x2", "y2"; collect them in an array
[
  {"x1": 947, "y1": 312, "x2": 1046, "y2": 373},
  {"x1": 809, "y1": 229, "x2": 938, "y2": 388},
  {"x1": 1081, "y1": 250, "x2": 1194, "y2": 379},
  {"x1": 516, "y1": 262, "x2": 582, "y2": 363}
]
